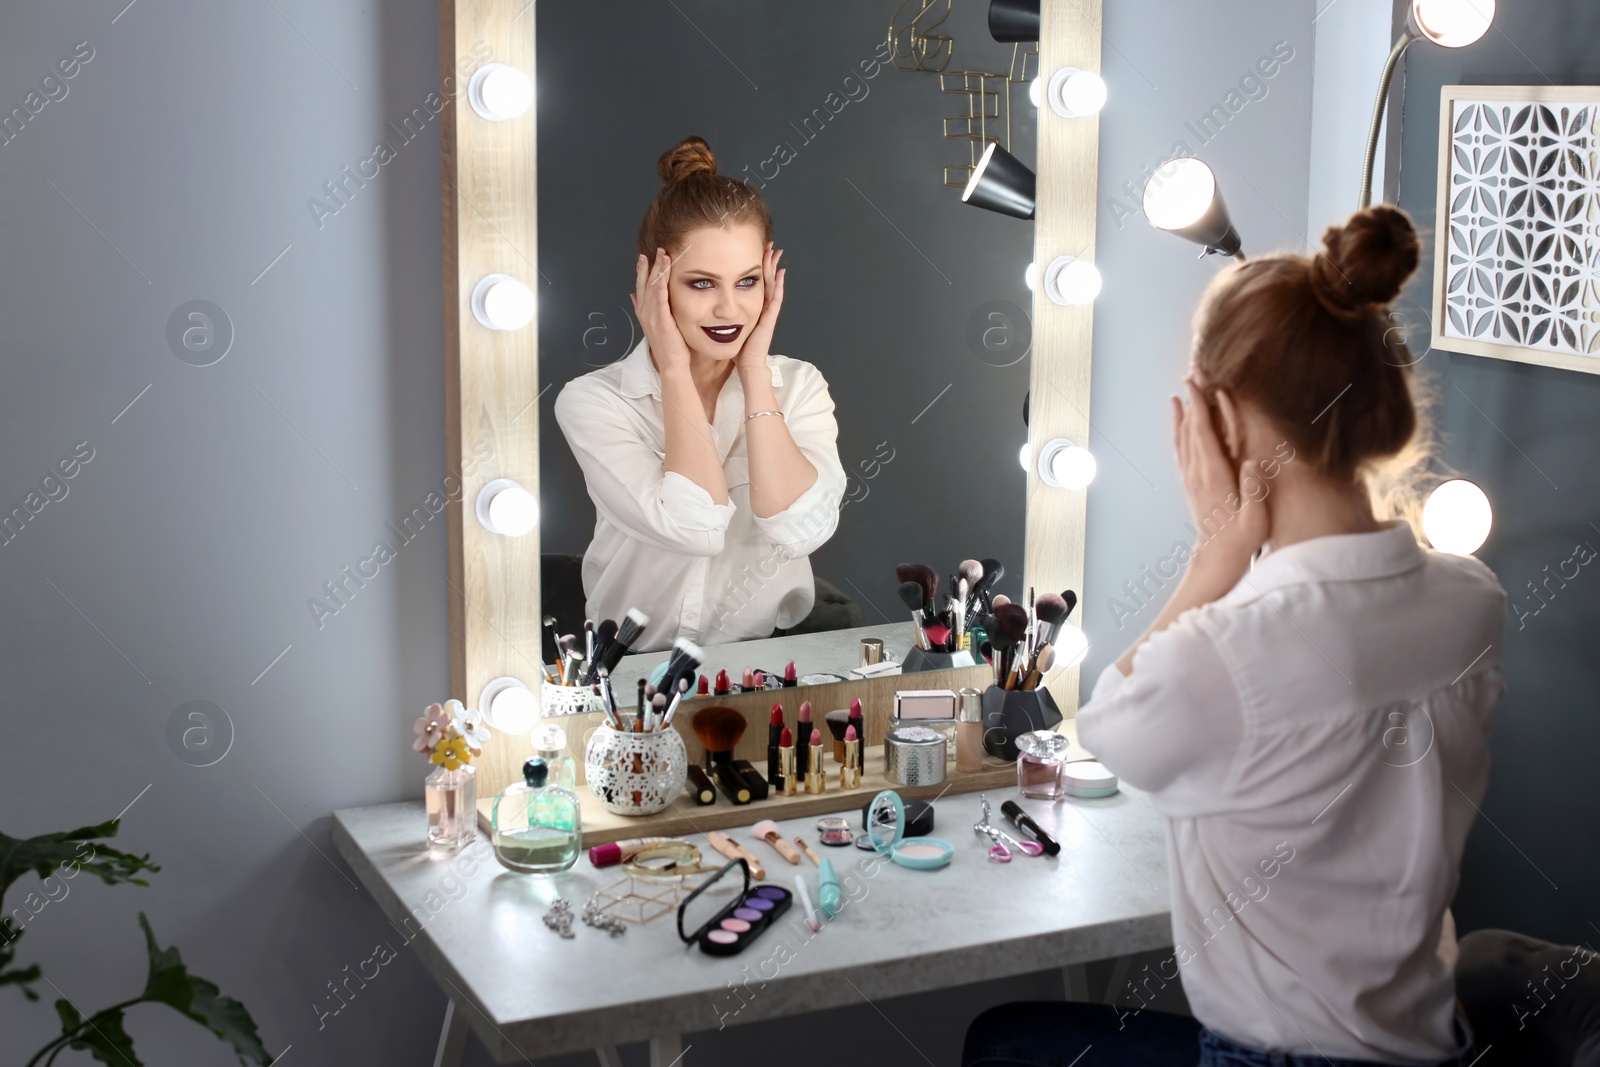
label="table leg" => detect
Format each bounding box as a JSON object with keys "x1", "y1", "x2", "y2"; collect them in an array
[
  {"x1": 433, "y1": 999, "x2": 469, "y2": 1067},
  {"x1": 1102, "y1": 954, "x2": 1134, "y2": 1004},
  {"x1": 594, "y1": 1048, "x2": 624, "y2": 1067},
  {"x1": 1062, "y1": 962, "x2": 1090, "y2": 1001},
  {"x1": 594, "y1": 1035, "x2": 683, "y2": 1067}
]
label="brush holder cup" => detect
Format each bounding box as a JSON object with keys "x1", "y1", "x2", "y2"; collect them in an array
[
  {"x1": 543, "y1": 681, "x2": 608, "y2": 717},
  {"x1": 980, "y1": 686, "x2": 1063, "y2": 763},
  {"x1": 583, "y1": 725, "x2": 689, "y2": 816},
  {"x1": 900, "y1": 647, "x2": 978, "y2": 674}
]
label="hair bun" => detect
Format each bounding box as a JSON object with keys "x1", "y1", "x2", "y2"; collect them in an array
[
  {"x1": 658, "y1": 136, "x2": 717, "y2": 184},
  {"x1": 1310, "y1": 204, "x2": 1420, "y2": 316}
]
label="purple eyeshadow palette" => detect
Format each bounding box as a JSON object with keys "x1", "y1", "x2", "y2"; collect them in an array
[{"x1": 677, "y1": 859, "x2": 794, "y2": 957}]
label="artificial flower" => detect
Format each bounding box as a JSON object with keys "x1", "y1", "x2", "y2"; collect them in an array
[
  {"x1": 452, "y1": 705, "x2": 491, "y2": 757},
  {"x1": 413, "y1": 702, "x2": 450, "y2": 753},
  {"x1": 430, "y1": 735, "x2": 472, "y2": 771}
]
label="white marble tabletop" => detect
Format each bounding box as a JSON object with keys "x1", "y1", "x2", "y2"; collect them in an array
[{"x1": 331, "y1": 783, "x2": 1171, "y2": 1062}]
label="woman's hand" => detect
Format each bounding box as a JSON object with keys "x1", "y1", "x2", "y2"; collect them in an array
[
  {"x1": 1173, "y1": 380, "x2": 1269, "y2": 596},
  {"x1": 737, "y1": 242, "x2": 785, "y2": 376},
  {"x1": 632, "y1": 248, "x2": 693, "y2": 376}
]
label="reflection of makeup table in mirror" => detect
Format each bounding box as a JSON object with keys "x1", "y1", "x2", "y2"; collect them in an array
[
  {"x1": 603, "y1": 622, "x2": 922, "y2": 708},
  {"x1": 331, "y1": 724, "x2": 1174, "y2": 1067}
]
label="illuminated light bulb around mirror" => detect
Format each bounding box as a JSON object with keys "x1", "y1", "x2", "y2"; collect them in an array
[
  {"x1": 1019, "y1": 442, "x2": 1031, "y2": 472},
  {"x1": 1043, "y1": 255, "x2": 1102, "y2": 306},
  {"x1": 476, "y1": 478, "x2": 538, "y2": 537},
  {"x1": 1053, "y1": 622, "x2": 1089, "y2": 669},
  {"x1": 1046, "y1": 67, "x2": 1107, "y2": 118},
  {"x1": 1143, "y1": 157, "x2": 1217, "y2": 231},
  {"x1": 1029, "y1": 77, "x2": 1042, "y2": 108},
  {"x1": 472, "y1": 274, "x2": 535, "y2": 331},
  {"x1": 479, "y1": 676, "x2": 539, "y2": 734},
  {"x1": 1422, "y1": 479, "x2": 1492, "y2": 556},
  {"x1": 1037, "y1": 438, "x2": 1097, "y2": 489},
  {"x1": 1024, "y1": 262, "x2": 1039, "y2": 291},
  {"x1": 1410, "y1": 0, "x2": 1495, "y2": 47},
  {"x1": 468, "y1": 63, "x2": 534, "y2": 121}
]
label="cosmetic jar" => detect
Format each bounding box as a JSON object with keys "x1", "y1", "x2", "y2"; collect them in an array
[
  {"x1": 893, "y1": 690, "x2": 957, "y2": 760},
  {"x1": 884, "y1": 726, "x2": 947, "y2": 787},
  {"x1": 859, "y1": 637, "x2": 884, "y2": 666},
  {"x1": 1015, "y1": 730, "x2": 1071, "y2": 800},
  {"x1": 816, "y1": 816, "x2": 854, "y2": 847},
  {"x1": 1063, "y1": 760, "x2": 1119, "y2": 798}
]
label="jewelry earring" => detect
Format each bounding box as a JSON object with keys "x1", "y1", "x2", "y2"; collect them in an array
[
  {"x1": 542, "y1": 898, "x2": 575, "y2": 939},
  {"x1": 582, "y1": 895, "x2": 627, "y2": 937}
]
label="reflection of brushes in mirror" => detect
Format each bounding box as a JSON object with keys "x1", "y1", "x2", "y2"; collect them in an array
[
  {"x1": 584, "y1": 618, "x2": 618, "y2": 684},
  {"x1": 557, "y1": 634, "x2": 578, "y2": 684},
  {"x1": 662, "y1": 637, "x2": 704, "y2": 700},
  {"x1": 1033, "y1": 593, "x2": 1069, "y2": 653},
  {"x1": 992, "y1": 593, "x2": 1012, "y2": 609},
  {"x1": 566, "y1": 651, "x2": 586, "y2": 687},
  {"x1": 584, "y1": 620, "x2": 595, "y2": 670},
  {"x1": 596, "y1": 608, "x2": 649, "y2": 678},
  {"x1": 899, "y1": 581, "x2": 930, "y2": 649},
  {"x1": 1021, "y1": 645, "x2": 1055, "y2": 690},
  {"x1": 974, "y1": 558, "x2": 1004, "y2": 613}
]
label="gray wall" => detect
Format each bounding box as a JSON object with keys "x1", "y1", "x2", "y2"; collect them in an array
[
  {"x1": 1392, "y1": 0, "x2": 1600, "y2": 944},
  {"x1": 535, "y1": 1, "x2": 1034, "y2": 615},
  {"x1": 0, "y1": 1, "x2": 1331, "y2": 1065}
]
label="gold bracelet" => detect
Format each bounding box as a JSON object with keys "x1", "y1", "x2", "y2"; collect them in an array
[
  {"x1": 745, "y1": 410, "x2": 785, "y2": 423},
  {"x1": 622, "y1": 841, "x2": 706, "y2": 877}
]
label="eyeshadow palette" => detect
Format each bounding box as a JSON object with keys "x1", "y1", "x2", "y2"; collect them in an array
[{"x1": 678, "y1": 858, "x2": 794, "y2": 957}]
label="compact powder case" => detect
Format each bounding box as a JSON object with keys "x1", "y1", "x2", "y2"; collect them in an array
[
  {"x1": 864, "y1": 790, "x2": 953, "y2": 870},
  {"x1": 816, "y1": 816, "x2": 854, "y2": 846},
  {"x1": 861, "y1": 797, "x2": 934, "y2": 838},
  {"x1": 885, "y1": 725, "x2": 947, "y2": 786},
  {"x1": 678, "y1": 858, "x2": 793, "y2": 956},
  {"x1": 1063, "y1": 760, "x2": 1120, "y2": 798}
]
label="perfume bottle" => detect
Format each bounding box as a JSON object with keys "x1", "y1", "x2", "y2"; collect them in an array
[
  {"x1": 425, "y1": 764, "x2": 477, "y2": 852},
  {"x1": 1016, "y1": 730, "x2": 1071, "y2": 800},
  {"x1": 491, "y1": 758, "x2": 581, "y2": 874},
  {"x1": 532, "y1": 721, "x2": 577, "y2": 791}
]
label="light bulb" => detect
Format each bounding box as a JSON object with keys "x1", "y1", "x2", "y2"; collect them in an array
[
  {"x1": 1422, "y1": 479, "x2": 1492, "y2": 555},
  {"x1": 1411, "y1": 0, "x2": 1495, "y2": 47},
  {"x1": 1054, "y1": 623, "x2": 1089, "y2": 669},
  {"x1": 1019, "y1": 442, "x2": 1031, "y2": 472},
  {"x1": 480, "y1": 677, "x2": 538, "y2": 733},
  {"x1": 1047, "y1": 67, "x2": 1107, "y2": 118},
  {"x1": 1142, "y1": 157, "x2": 1217, "y2": 231},
  {"x1": 1029, "y1": 77, "x2": 1042, "y2": 108},
  {"x1": 468, "y1": 63, "x2": 534, "y2": 121},
  {"x1": 472, "y1": 274, "x2": 535, "y2": 331},
  {"x1": 1043, "y1": 255, "x2": 1102, "y2": 305},
  {"x1": 476, "y1": 479, "x2": 538, "y2": 536},
  {"x1": 1038, "y1": 438, "x2": 1096, "y2": 489},
  {"x1": 1025, "y1": 262, "x2": 1039, "y2": 291}
]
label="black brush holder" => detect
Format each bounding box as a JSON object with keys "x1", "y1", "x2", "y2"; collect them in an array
[
  {"x1": 901, "y1": 647, "x2": 979, "y2": 674},
  {"x1": 981, "y1": 685, "x2": 1062, "y2": 762}
]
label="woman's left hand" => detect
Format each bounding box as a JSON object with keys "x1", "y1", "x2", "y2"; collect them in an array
[
  {"x1": 737, "y1": 242, "x2": 785, "y2": 376},
  {"x1": 1174, "y1": 380, "x2": 1269, "y2": 596}
]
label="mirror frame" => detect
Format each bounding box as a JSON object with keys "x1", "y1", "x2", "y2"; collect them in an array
[{"x1": 440, "y1": 0, "x2": 1101, "y2": 797}]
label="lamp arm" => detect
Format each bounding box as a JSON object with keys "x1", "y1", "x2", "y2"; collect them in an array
[{"x1": 1359, "y1": 31, "x2": 1419, "y2": 210}]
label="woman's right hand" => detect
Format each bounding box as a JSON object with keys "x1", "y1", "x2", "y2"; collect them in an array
[{"x1": 632, "y1": 248, "x2": 693, "y2": 376}]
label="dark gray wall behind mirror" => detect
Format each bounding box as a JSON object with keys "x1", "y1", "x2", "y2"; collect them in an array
[{"x1": 536, "y1": 0, "x2": 1035, "y2": 633}]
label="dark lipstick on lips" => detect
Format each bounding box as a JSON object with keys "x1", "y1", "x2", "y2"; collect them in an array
[{"x1": 701, "y1": 324, "x2": 744, "y2": 344}]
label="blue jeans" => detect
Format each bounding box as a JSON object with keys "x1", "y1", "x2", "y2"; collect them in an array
[{"x1": 962, "y1": 1002, "x2": 1476, "y2": 1067}]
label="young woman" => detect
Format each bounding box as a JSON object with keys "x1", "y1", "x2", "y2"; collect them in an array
[
  {"x1": 964, "y1": 206, "x2": 1506, "y2": 1066},
  {"x1": 555, "y1": 137, "x2": 847, "y2": 653}
]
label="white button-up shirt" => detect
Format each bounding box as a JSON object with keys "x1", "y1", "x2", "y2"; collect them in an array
[
  {"x1": 553, "y1": 338, "x2": 847, "y2": 653},
  {"x1": 1078, "y1": 522, "x2": 1506, "y2": 1062}
]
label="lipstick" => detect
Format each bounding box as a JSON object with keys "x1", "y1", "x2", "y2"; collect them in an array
[
  {"x1": 840, "y1": 724, "x2": 861, "y2": 790},
  {"x1": 698, "y1": 673, "x2": 710, "y2": 695},
  {"x1": 741, "y1": 667, "x2": 755, "y2": 692},
  {"x1": 767, "y1": 702, "x2": 785, "y2": 788},
  {"x1": 847, "y1": 697, "x2": 865, "y2": 758},
  {"x1": 714, "y1": 669, "x2": 730, "y2": 696},
  {"x1": 685, "y1": 765, "x2": 716, "y2": 805},
  {"x1": 796, "y1": 700, "x2": 813, "y2": 780},
  {"x1": 779, "y1": 726, "x2": 796, "y2": 797},
  {"x1": 753, "y1": 669, "x2": 766, "y2": 689},
  {"x1": 805, "y1": 729, "x2": 826, "y2": 794},
  {"x1": 782, "y1": 660, "x2": 797, "y2": 688}
]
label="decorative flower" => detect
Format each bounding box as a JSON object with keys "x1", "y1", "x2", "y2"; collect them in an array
[
  {"x1": 449, "y1": 699, "x2": 492, "y2": 757},
  {"x1": 412, "y1": 702, "x2": 450, "y2": 754},
  {"x1": 430, "y1": 735, "x2": 473, "y2": 771}
]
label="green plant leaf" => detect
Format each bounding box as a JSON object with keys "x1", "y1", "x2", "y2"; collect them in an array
[
  {"x1": 2, "y1": 929, "x2": 42, "y2": 1000},
  {"x1": 138, "y1": 914, "x2": 272, "y2": 1066},
  {"x1": 63, "y1": 1007, "x2": 142, "y2": 1067},
  {"x1": 0, "y1": 819, "x2": 160, "y2": 903},
  {"x1": 54, "y1": 997, "x2": 82, "y2": 1032}
]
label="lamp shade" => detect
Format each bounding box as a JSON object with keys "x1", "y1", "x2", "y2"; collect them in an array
[
  {"x1": 1409, "y1": 0, "x2": 1495, "y2": 47},
  {"x1": 1141, "y1": 157, "x2": 1243, "y2": 259},
  {"x1": 962, "y1": 142, "x2": 1036, "y2": 220},
  {"x1": 988, "y1": 0, "x2": 1040, "y2": 42}
]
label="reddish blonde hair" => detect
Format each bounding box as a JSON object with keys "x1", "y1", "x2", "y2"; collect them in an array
[
  {"x1": 1192, "y1": 205, "x2": 1424, "y2": 487},
  {"x1": 636, "y1": 136, "x2": 772, "y2": 258}
]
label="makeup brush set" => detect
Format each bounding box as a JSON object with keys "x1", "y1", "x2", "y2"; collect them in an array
[
  {"x1": 971, "y1": 587, "x2": 1079, "y2": 691},
  {"x1": 895, "y1": 557, "x2": 1005, "y2": 654},
  {"x1": 595, "y1": 631, "x2": 702, "y2": 735},
  {"x1": 689, "y1": 695, "x2": 866, "y2": 807}
]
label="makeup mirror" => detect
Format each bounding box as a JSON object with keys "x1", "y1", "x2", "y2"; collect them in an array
[
  {"x1": 442, "y1": 0, "x2": 1099, "y2": 797},
  {"x1": 533, "y1": 1, "x2": 1042, "y2": 700}
]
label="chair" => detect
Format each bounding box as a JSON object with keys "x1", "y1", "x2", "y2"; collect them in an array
[{"x1": 1456, "y1": 928, "x2": 1600, "y2": 1065}]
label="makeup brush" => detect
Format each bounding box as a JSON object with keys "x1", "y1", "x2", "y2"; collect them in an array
[
  {"x1": 663, "y1": 636, "x2": 704, "y2": 698},
  {"x1": 692, "y1": 706, "x2": 751, "y2": 804},
  {"x1": 993, "y1": 603, "x2": 1030, "y2": 689},
  {"x1": 955, "y1": 578, "x2": 969, "y2": 646},
  {"x1": 661, "y1": 678, "x2": 690, "y2": 729},
  {"x1": 584, "y1": 618, "x2": 619, "y2": 683},
  {"x1": 646, "y1": 692, "x2": 667, "y2": 733},
  {"x1": 1062, "y1": 590, "x2": 1078, "y2": 618},
  {"x1": 992, "y1": 594, "x2": 1012, "y2": 609},
  {"x1": 752, "y1": 820, "x2": 803, "y2": 865},
  {"x1": 595, "y1": 608, "x2": 649, "y2": 677},
  {"x1": 974, "y1": 557, "x2": 1004, "y2": 612},
  {"x1": 584, "y1": 620, "x2": 595, "y2": 669},
  {"x1": 636, "y1": 678, "x2": 647, "y2": 729},
  {"x1": 1033, "y1": 592, "x2": 1069, "y2": 653},
  {"x1": 557, "y1": 634, "x2": 579, "y2": 684},
  {"x1": 898, "y1": 581, "x2": 930, "y2": 649},
  {"x1": 1021, "y1": 644, "x2": 1055, "y2": 690},
  {"x1": 825, "y1": 709, "x2": 851, "y2": 763},
  {"x1": 543, "y1": 615, "x2": 560, "y2": 682},
  {"x1": 895, "y1": 562, "x2": 939, "y2": 612}
]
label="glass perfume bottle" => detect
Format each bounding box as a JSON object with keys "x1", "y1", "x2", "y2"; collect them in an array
[
  {"x1": 491, "y1": 757, "x2": 581, "y2": 874},
  {"x1": 1016, "y1": 730, "x2": 1071, "y2": 800},
  {"x1": 532, "y1": 721, "x2": 577, "y2": 791},
  {"x1": 425, "y1": 764, "x2": 478, "y2": 852}
]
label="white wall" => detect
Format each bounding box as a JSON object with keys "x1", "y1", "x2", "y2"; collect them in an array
[{"x1": 1305, "y1": 0, "x2": 1398, "y2": 238}]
